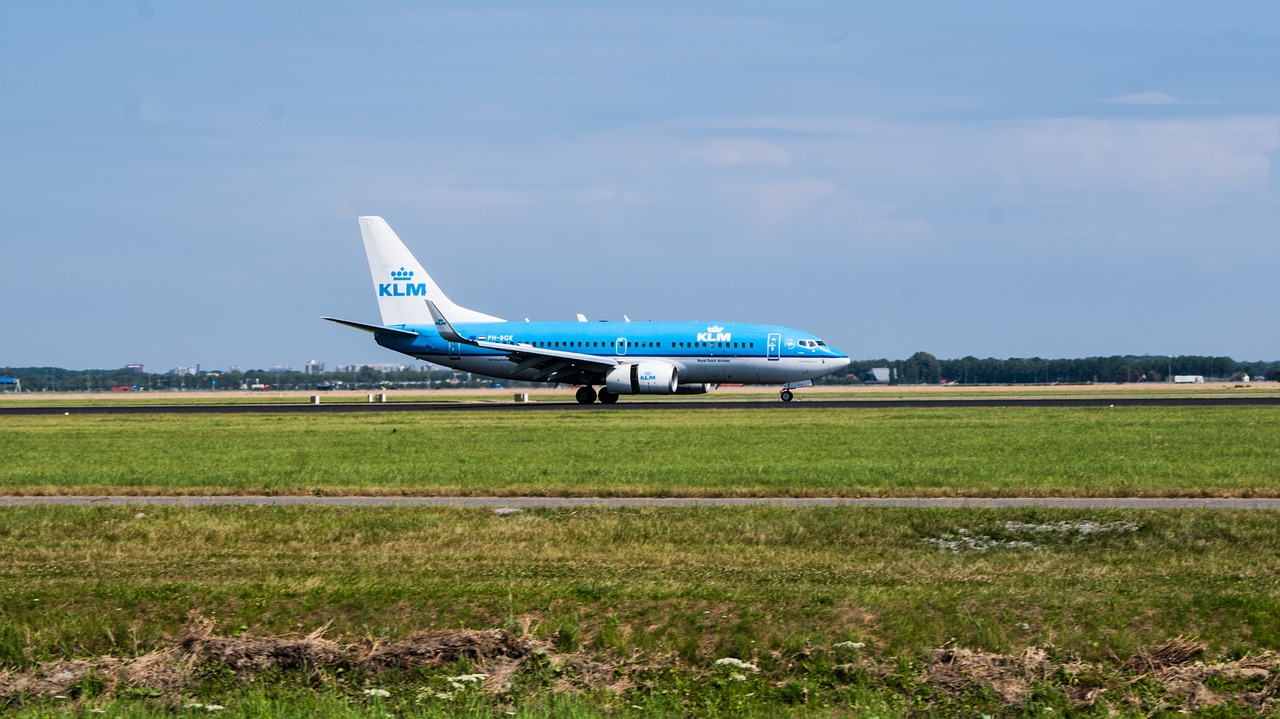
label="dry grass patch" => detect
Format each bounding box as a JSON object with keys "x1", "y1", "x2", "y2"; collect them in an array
[{"x1": 4, "y1": 621, "x2": 1277, "y2": 715}]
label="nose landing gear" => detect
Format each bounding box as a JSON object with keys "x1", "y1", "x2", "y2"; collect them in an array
[{"x1": 779, "y1": 380, "x2": 811, "y2": 402}]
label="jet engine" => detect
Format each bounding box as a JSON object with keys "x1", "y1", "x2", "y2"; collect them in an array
[{"x1": 605, "y1": 362, "x2": 679, "y2": 395}]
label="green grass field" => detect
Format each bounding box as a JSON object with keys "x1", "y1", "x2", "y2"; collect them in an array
[
  {"x1": 2, "y1": 505, "x2": 1279, "y2": 717},
  {"x1": 2, "y1": 407, "x2": 1276, "y2": 497},
  {"x1": 3, "y1": 405, "x2": 1279, "y2": 716}
]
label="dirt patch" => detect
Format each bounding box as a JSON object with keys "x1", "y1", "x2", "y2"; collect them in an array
[
  {"x1": 926, "y1": 646, "x2": 1054, "y2": 705},
  {"x1": 361, "y1": 629, "x2": 543, "y2": 672},
  {"x1": 925, "y1": 638, "x2": 1277, "y2": 713},
  {"x1": 2, "y1": 622, "x2": 1276, "y2": 714}
]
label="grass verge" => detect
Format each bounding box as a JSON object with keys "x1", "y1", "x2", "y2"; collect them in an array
[
  {"x1": 1, "y1": 506, "x2": 1278, "y2": 716},
  {"x1": 2, "y1": 407, "x2": 1277, "y2": 497}
]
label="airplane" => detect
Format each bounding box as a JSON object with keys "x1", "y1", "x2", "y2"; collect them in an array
[{"x1": 324, "y1": 217, "x2": 851, "y2": 403}]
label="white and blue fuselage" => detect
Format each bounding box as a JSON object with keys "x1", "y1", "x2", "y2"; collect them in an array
[{"x1": 325, "y1": 217, "x2": 851, "y2": 403}]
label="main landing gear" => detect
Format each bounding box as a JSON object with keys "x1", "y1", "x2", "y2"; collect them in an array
[
  {"x1": 575, "y1": 386, "x2": 619, "y2": 404},
  {"x1": 780, "y1": 390, "x2": 794, "y2": 402}
]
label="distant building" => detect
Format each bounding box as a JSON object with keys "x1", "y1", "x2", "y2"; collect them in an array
[
  {"x1": 865, "y1": 367, "x2": 893, "y2": 384},
  {"x1": 125, "y1": 363, "x2": 144, "y2": 372},
  {"x1": 304, "y1": 359, "x2": 325, "y2": 374},
  {"x1": 169, "y1": 366, "x2": 200, "y2": 377},
  {"x1": 1173, "y1": 375, "x2": 1205, "y2": 384},
  {"x1": 335, "y1": 363, "x2": 412, "y2": 373}
]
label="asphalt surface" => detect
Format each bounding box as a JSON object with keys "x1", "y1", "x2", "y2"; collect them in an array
[
  {"x1": 2, "y1": 395, "x2": 1279, "y2": 415},
  {"x1": 2, "y1": 496, "x2": 1278, "y2": 509}
]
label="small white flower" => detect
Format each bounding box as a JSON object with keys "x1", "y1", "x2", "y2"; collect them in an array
[
  {"x1": 89, "y1": 710, "x2": 106, "y2": 715},
  {"x1": 204, "y1": 706, "x2": 224, "y2": 713},
  {"x1": 363, "y1": 688, "x2": 391, "y2": 698},
  {"x1": 729, "y1": 673, "x2": 747, "y2": 681},
  {"x1": 184, "y1": 703, "x2": 205, "y2": 709},
  {"x1": 447, "y1": 673, "x2": 488, "y2": 684},
  {"x1": 832, "y1": 641, "x2": 865, "y2": 650},
  {"x1": 714, "y1": 657, "x2": 758, "y2": 672}
]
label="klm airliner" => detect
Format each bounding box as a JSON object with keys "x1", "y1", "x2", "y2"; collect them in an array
[{"x1": 324, "y1": 217, "x2": 851, "y2": 403}]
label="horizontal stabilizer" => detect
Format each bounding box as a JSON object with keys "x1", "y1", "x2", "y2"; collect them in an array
[{"x1": 321, "y1": 317, "x2": 419, "y2": 338}]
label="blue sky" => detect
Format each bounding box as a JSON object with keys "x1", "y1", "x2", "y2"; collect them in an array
[{"x1": 2, "y1": 2, "x2": 1277, "y2": 371}]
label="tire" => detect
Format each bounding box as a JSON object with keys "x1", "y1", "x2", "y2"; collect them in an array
[
  {"x1": 575, "y1": 386, "x2": 597, "y2": 404},
  {"x1": 598, "y1": 388, "x2": 619, "y2": 404},
  {"x1": 780, "y1": 390, "x2": 794, "y2": 402}
]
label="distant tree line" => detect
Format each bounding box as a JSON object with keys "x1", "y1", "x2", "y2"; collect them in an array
[
  {"x1": 824, "y1": 353, "x2": 1276, "y2": 385},
  {"x1": 2, "y1": 354, "x2": 1276, "y2": 393},
  {"x1": 0, "y1": 365, "x2": 504, "y2": 393}
]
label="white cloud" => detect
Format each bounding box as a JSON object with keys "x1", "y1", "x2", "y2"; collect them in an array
[
  {"x1": 719, "y1": 177, "x2": 932, "y2": 248},
  {"x1": 1103, "y1": 91, "x2": 1182, "y2": 105},
  {"x1": 673, "y1": 113, "x2": 1279, "y2": 198},
  {"x1": 386, "y1": 184, "x2": 536, "y2": 225},
  {"x1": 578, "y1": 182, "x2": 646, "y2": 205},
  {"x1": 689, "y1": 139, "x2": 791, "y2": 167},
  {"x1": 736, "y1": 177, "x2": 839, "y2": 226},
  {"x1": 997, "y1": 116, "x2": 1279, "y2": 194}
]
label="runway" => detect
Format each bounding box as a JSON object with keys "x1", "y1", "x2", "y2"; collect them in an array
[
  {"x1": 3, "y1": 496, "x2": 1278, "y2": 509},
  {"x1": 2, "y1": 395, "x2": 1278, "y2": 415}
]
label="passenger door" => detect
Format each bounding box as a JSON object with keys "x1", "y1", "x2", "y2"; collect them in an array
[{"x1": 766, "y1": 333, "x2": 781, "y2": 361}]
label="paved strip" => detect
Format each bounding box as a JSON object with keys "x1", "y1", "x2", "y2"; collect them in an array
[
  {"x1": 2, "y1": 396, "x2": 1278, "y2": 415},
  {"x1": 2, "y1": 496, "x2": 1278, "y2": 509}
]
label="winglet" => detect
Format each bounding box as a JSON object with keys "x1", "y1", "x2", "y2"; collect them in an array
[{"x1": 426, "y1": 300, "x2": 468, "y2": 344}]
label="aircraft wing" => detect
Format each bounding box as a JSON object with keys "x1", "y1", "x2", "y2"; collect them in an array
[
  {"x1": 322, "y1": 317, "x2": 420, "y2": 339},
  {"x1": 426, "y1": 301, "x2": 619, "y2": 373}
]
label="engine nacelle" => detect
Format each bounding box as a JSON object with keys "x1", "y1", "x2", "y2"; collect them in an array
[
  {"x1": 605, "y1": 362, "x2": 679, "y2": 395},
  {"x1": 674, "y1": 383, "x2": 710, "y2": 394}
]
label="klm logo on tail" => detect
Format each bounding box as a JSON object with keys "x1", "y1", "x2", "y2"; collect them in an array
[{"x1": 379, "y1": 267, "x2": 428, "y2": 297}]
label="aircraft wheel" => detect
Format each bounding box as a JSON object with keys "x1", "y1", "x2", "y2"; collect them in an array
[
  {"x1": 780, "y1": 390, "x2": 794, "y2": 402},
  {"x1": 598, "y1": 388, "x2": 619, "y2": 404},
  {"x1": 575, "y1": 386, "x2": 597, "y2": 404}
]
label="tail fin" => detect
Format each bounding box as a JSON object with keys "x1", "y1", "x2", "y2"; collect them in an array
[{"x1": 359, "y1": 216, "x2": 504, "y2": 326}]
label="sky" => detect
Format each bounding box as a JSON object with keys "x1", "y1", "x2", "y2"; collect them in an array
[{"x1": 2, "y1": 2, "x2": 1278, "y2": 371}]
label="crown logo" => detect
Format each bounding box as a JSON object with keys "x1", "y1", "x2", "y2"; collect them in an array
[
  {"x1": 707, "y1": 325, "x2": 724, "y2": 333},
  {"x1": 390, "y1": 267, "x2": 414, "y2": 281}
]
